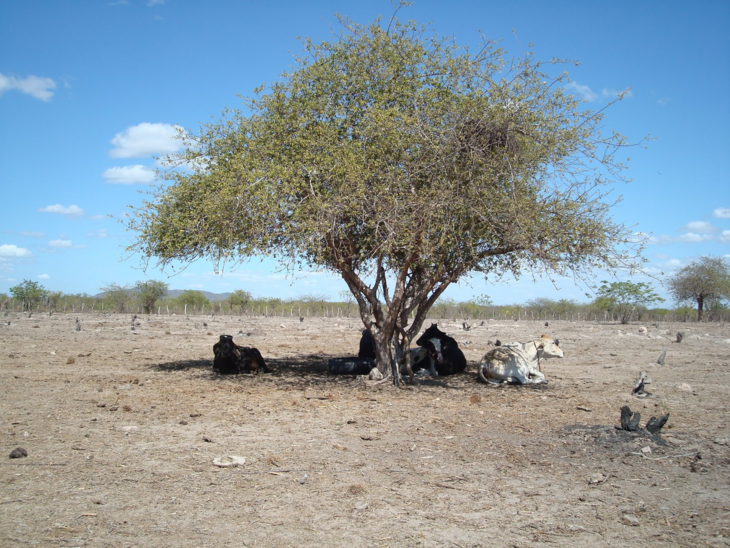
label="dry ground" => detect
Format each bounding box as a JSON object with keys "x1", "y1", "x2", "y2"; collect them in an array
[{"x1": 1, "y1": 312, "x2": 729, "y2": 547}]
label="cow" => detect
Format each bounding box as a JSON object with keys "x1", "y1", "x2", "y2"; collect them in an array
[
  {"x1": 478, "y1": 335, "x2": 563, "y2": 385},
  {"x1": 358, "y1": 329, "x2": 376, "y2": 359},
  {"x1": 213, "y1": 334, "x2": 242, "y2": 375},
  {"x1": 239, "y1": 346, "x2": 270, "y2": 374},
  {"x1": 412, "y1": 324, "x2": 467, "y2": 377},
  {"x1": 213, "y1": 334, "x2": 269, "y2": 374}
]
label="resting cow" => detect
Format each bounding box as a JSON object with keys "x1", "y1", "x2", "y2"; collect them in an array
[
  {"x1": 410, "y1": 324, "x2": 467, "y2": 377},
  {"x1": 213, "y1": 334, "x2": 269, "y2": 374},
  {"x1": 478, "y1": 335, "x2": 563, "y2": 385}
]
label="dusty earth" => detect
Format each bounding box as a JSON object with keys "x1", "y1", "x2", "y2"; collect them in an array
[{"x1": 1, "y1": 312, "x2": 729, "y2": 548}]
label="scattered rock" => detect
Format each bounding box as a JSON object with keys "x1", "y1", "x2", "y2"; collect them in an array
[
  {"x1": 675, "y1": 332, "x2": 684, "y2": 343},
  {"x1": 368, "y1": 368, "x2": 383, "y2": 381},
  {"x1": 679, "y1": 383, "x2": 693, "y2": 393},
  {"x1": 638, "y1": 326, "x2": 647, "y2": 335},
  {"x1": 9, "y1": 447, "x2": 28, "y2": 459},
  {"x1": 212, "y1": 455, "x2": 246, "y2": 468},
  {"x1": 354, "y1": 502, "x2": 369, "y2": 511},
  {"x1": 588, "y1": 473, "x2": 607, "y2": 485},
  {"x1": 714, "y1": 438, "x2": 728, "y2": 446},
  {"x1": 621, "y1": 514, "x2": 640, "y2": 526}
]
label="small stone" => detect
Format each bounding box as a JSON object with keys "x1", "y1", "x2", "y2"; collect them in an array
[
  {"x1": 679, "y1": 383, "x2": 693, "y2": 393},
  {"x1": 9, "y1": 447, "x2": 28, "y2": 459},
  {"x1": 588, "y1": 473, "x2": 607, "y2": 485},
  {"x1": 714, "y1": 438, "x2": 728, "y2": 446},
  {"x1": 621, "y1": 514, "x2": 640, "y2": 526},
  {"x1": 355, "y1": 502, "x2": 369, "y2": 511}
]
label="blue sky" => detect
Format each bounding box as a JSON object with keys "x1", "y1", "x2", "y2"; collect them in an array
[{"x1": 1, "y1": 0, "x2": 728, "y2": 305}]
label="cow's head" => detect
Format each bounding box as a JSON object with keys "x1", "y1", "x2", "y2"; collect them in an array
[
  {"x1": 537, "y1": 335, "x2": 564, "y2": 359},
  {"x1": 416, "y1": 324, "x2": 446, "y2": 361}
]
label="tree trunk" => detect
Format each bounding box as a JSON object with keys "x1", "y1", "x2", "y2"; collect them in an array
[{"x1": 697, "y1": 296, "x2": 704, "y2": 322}]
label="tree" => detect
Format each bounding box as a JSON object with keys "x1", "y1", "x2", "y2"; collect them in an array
[
  {"x1": 9, "y1": 280, "x2": 48, "y2": 311},
  {"x1": 128, "y1": 9, "x2": 643, "y2": 383},
  {"x1": 175, "y1": 290, "x2": 210, "y2": 311},
  {"x1": 100, "y1": 283, "x2": 132, "y2": 313},
  {"x1": 228, "y1": 289, "x2": 252, "y2": 314},
  {"x1": 666, "y1": 256, "x2": 730, "y2": 321},
  {"x1": 135, "y1": 280, "x2": 169, "y2": 314},
  {"x1": 592, "y1": 280, "x2": 663, "y2": 324}
]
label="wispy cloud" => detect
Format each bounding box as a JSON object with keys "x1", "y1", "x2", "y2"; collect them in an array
[
  {"x1": 38, "y1": 204, "x2": 85, "y2": 216},
  {"x1": 102, "y1": 164, "x2": 156, "y2": 185},
  {"x1": 38, "y1": 273, "x2": 50, "y2": 279},
  {"x1": 148, "y1": 0, "x2": 165, "y2": 6},
  {"x1": 109, "y1": 123, "x2": 182, "y2": 158},
  {"x1": 0, "y1": 72, "x2": 57, "y2": 101},
  {"x1": 87, "y1": 229, "x2": 108, "y2": 239},
  {"x1": 675, "y1": 233, "x2": 715, "y2": 243},
  {"x1": 720, "y1": 230, "x2": 730, "y2": 244},
  {"x1": 713, "y1": 207, "x2": 730, "y2": 219},
  {"x1": 0, "y1": 244, "x2": 32, "y2": 259},
  {"x1": 565, "y1": 81, "x2": 632, "y2": 102},
  {"x1": 683, "y1": 221, "x2": 718, "y2": 234},
  {"x1": 17, "y1": 231, "x2": 45, "y2": 238},
  {"x1": 46, "y1": 237, "x2": 85, "y2": 250}
]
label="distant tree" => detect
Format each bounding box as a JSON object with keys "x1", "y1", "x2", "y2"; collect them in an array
[
  {"x1": 127, "y1": 9, "x2": 644, "y2": 382},
  {"x1": 666, "y1": 256, "x2": 730, "y2": 321},
  {"x1": 297, "y1": 293, "x2": 329, "y2": 304},
  {"x1": 46, "y1": 290, "x2": 64, "y2": 311},
  {"x1": 175, "y1": 290, "x2": 210, "y2": 311},
  {"x1": 135, "y1": 280, "x2": 169, "y2": 314},
  {"x1": 228, "y1": 289, "x2": 252, "y2": 314},
  {"x1": 592, "y1": 281, "x2": 664, "y2": 324},
  {"x1": 100, "y1": 283, "x2": 132, "y2": 313},
  {"x1": 9, "y1": 280, "x2": 48, "y2": 311}
]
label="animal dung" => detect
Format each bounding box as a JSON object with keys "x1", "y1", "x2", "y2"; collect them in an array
[{"x1": 9, "y1": 447, "x2": 28, "y2": 459}]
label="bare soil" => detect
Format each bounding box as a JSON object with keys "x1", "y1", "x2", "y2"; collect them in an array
[{"x1": 1, "y1": 313, "x2": 729, "y2": 547}]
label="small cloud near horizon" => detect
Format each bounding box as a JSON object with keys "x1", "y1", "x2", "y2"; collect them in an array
[
  {"x1": 38, "y1": 273, "x2": 50, "y2": 279},
  {"x1": 713, "y1": 207, "x2": 730, "y2": 219}
]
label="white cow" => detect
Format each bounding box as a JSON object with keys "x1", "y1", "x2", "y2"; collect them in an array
[{"x1": 478, "y1": 335, "x2": 563, "y2": 385}]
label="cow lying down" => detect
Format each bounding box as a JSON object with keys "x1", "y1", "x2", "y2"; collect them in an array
[
  {"x1": 478, "y1": 335, "x2": 563, "y2": 385},
  {"x1": 213, "y1": 334, "x2": 270, "y2": 375}
]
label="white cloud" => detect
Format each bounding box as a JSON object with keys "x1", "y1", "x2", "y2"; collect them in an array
[
  {"x1": 675, "y1": 232, "x2": 714, "y2": 243},
  {"x1": 102, "y1": 164, "x2": 157, "y2": 185},
  {"x1": 565, "y1": 81, "x2": 598, "y2": 102},
  {"x1": 18, "y1": 231, "x2": 45, "y2": 238},
  {"x1": 0, "y1": 72, "x2": 57, "y2": 101},
  {"x1": 109, "y1": 123, "x2": 182, "y2": 158},
  {"x1": 48, "y1": 238, "x2": 73, "y2": 248},
  {"x1": 683, "y1": 221, "x2": 718, "y2": 234},
  {"x1": 38, "y1": 204, "x2": 85, "y2": 216},
  {"x1": 720, "y1": 230, "x2": 730, "y2": 244},
  {"x1": 0, "y1": 244, "x2": 32, "y2": 258},
  {"x1": 713, "y1": 207, "x2": 730, "y2": 219},
  {"x1": 38, "y1": 274, "x2": 50, "y2": 279},
  {"x1": 148, "y1": 0, "x2": 165, "y2": 5}
]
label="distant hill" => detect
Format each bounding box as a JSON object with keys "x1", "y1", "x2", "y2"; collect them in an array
[{"x1": 94, "y1": 289, "x2": 232, "y2": 301}]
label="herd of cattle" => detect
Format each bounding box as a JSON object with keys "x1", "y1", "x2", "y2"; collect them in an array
[{"x1": 213, "y1": 323, "x2": 564, "y2": 385}]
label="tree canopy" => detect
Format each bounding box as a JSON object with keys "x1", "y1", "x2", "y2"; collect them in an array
[
  {"x1": 128, "y1": 10, "x2": 644, "y2": 382},
  {"x1": 592, "y1": 280, "x2": 663, "y2": 324},
  {"x1": 9, "y1": 280, "x2": 48, "y2": 311},
  {"x1": 135, "y1": 280, "x2": 169, "y2": 314},
  {"x1": 666, "y1": 256, "x2": 730, "y2": 321}
]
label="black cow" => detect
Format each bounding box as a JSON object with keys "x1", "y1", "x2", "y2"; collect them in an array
[
  {"x1": 414, "y1": 323, "x2": 467, "y2": 376},
  {"x1": 213, "y1": 334, "x2": 242, "y2": 374},
  {"x1": 358, "y1": 329, "x2": 376, "y2": 359},
  {"x1": 213, "y1": 334, "x2": 269, "y2": 374}
]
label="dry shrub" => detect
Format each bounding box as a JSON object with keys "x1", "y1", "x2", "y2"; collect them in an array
[{"x1": 66, "y1": 356, "x2": 76, "y2": 364}]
